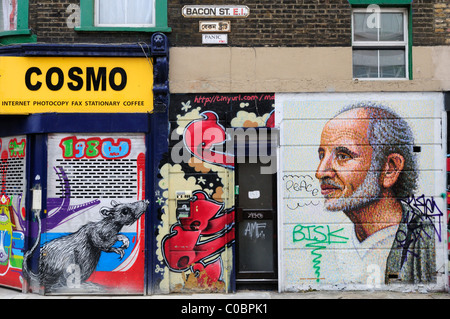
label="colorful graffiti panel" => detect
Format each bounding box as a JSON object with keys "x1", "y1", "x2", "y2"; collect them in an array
[
  {"x1": 0, "y1": 136, "x2": 27, "y2": 289},
  {"x1": 23, "y1": 133, "x2": 147, "y2": 294},
  {"x1": 277, "y1": 93, "x2": 447, "y2": 291},
  {"x1": 155, "y1": 93, "x2": 275, "y2": 293}
]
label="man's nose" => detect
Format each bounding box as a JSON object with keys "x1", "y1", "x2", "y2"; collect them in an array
[{"x1": 315, "y1": 154, "x2": 335, "y2": 180}]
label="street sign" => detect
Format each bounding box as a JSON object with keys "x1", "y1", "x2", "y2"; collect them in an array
[
  {"x1": 199, "y1": 21, "x2": 231, "y2": 32},
  {"x1": 202, "y1": 34, "x2": 228, "y2": 44},
  {"x1": 182, "y1": 5, "x2": 249, "y2": 18}
]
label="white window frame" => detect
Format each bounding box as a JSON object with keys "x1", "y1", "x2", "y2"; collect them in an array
[
  {"x1": 352, "y1": 7, "x2": 409, "y2": 80},
  {"x1": 94, "y1": 0, "x2": 156, "y2": 28}
]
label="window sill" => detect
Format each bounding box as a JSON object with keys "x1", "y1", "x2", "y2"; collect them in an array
[
  {"x1": 0, "y1": 29, "x2": 37, "y2": 45},
  {"x1": 348, "y1": 0, "x2": 412, "y2": 5},
  {"x1": 353, "y1": 77, "x2": 409, "y2": 81},
  {"x1": 75, "y1": 26, "x2": 172, "y2": 33}
]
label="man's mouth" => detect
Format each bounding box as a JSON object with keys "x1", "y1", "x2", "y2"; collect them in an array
[{"x1": 320, "y1": 180, "x2": 343, "y2": 197}]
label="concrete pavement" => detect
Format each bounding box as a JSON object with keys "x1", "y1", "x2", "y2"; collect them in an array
[{"x1": 0, "y1": 286, "x2": 449, "y2": 299}]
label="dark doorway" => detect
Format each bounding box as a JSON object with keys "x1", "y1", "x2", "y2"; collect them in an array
[{"x1": 235, "y1": 154, "x2": 278, "y2": 290}]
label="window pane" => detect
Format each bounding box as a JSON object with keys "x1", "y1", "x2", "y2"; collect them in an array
[
  {"x1": 98, "y1": 0, "x2": 126, "y2": 24},
  {"x1": 353, "y1": 50, "x2": 378, "y2": 78},
  {"x1": 353, "y1": 49, "x2": 406, "y2": 79},
  {"x1": 353, "y1": 12, "x2": 378, "y2": 42},
  {"x1": 380, "y1": 50, "x2": 406, "y2": 78},
  {"x1": 1, "y1": 0, "x2": 17, "y2": 32},
  {"x1": 353, "y1": 11, "x2": 405, "y2": 42},
  {"x1": 97, "y1": 0, "x2": 154, "y2": 26},
  {"x1": 127, "y1": 0, "x2": 153, "y2": 25},
  {"x1": 380, "y1": 13, "x2": 404, "y2": 41}
]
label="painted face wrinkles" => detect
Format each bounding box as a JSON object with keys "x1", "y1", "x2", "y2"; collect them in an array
[{"x1": 315, "y1": 109, "x2": 381, "y2": 212}]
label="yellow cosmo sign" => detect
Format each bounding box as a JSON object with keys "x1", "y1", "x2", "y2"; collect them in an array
[{"x1": 0, "y1": 57, "x2": 153, "y2": 114}]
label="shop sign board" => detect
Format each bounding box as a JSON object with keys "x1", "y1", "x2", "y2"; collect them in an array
[
  {"x1": 182, "y1": 5, "x2": 250, "y2": 18},
  {"x1": 0, "y1": 57, "x2": 154, "y2": 114}
]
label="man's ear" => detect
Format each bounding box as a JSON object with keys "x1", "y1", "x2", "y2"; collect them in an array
[{"x1": 381, "y1": 153, "x2": 405, "y2": 188}]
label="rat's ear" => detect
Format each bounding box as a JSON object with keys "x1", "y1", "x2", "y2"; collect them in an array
[
  {"x1": 100, "y1": 207, "x2": 113, "y2": 217},
  {"x1": 111, "y1": 200, "x2": 119, "y2": 207},
  {"x1": 381, "y1": 153, "x2": 405, "y2": 189}
]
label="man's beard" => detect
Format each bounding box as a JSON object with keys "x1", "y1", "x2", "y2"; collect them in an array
[{"x1": 322, "y1": 166, "x2": 382, "y2": 213}]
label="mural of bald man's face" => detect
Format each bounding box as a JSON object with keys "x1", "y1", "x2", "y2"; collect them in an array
[{"x1": 315, "y1": 108, "x2": 382, "y2": 212}]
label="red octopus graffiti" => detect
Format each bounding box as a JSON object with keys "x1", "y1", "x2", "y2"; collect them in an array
[
  {"x1": 162, "y1": 191, "x2": 234, "y2": 284},
  {"x1": 163, "y1": 105, "x2": 273, "y2": 288}
]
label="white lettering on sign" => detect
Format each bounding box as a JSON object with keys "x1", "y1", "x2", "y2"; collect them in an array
[
  {"x1": 182, "y1": 5, "x2": 249, "y2": 18},
  {"x1": 202, "y1": 34, "x2": 228, "y2": 44}
]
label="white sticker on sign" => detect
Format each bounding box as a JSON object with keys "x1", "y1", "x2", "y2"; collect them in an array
[{"x1": 248, "y1": 190, "x2": 260, "y2": 199}]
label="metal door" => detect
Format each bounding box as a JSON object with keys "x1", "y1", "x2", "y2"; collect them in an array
[{"x1": 235, "y1": 155, "x2": 277, "y2": 289}]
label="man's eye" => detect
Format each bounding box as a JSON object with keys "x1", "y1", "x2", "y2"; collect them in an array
[{"x1": 336, "y1": 153, "x2": 351, "y2": 160}]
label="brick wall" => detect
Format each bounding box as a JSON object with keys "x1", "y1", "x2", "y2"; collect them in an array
[
  {"x1": 413, "y1": 0, "x2": 450, "y2": 46},
  {"x1": 168, "y1": 0, "x2": 352, "y2": 47},
  {"x1": 169, "y1": 0, "x2": 450, "y2": 47},
  {"x1": 29, "y1": 0, "x2": 153, "y2": 44},
  {"x1": 433, "y1": 1, "x2": 450, "y2": 45},
  {"x1": 26, "y1": 0, "x2": 450, "y2": 47}
]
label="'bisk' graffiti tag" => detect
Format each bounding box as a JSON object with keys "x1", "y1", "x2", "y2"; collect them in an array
[{"x1": 293, "y1": 224, "x2": 348, "y2": 282}]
